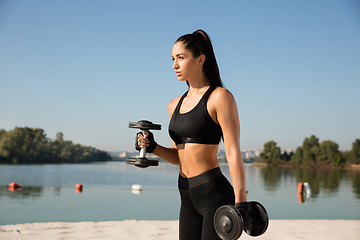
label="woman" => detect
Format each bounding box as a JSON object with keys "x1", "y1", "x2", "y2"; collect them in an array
[{"x1": 137, "y1": 29, "x2": 247, "y2": 240}]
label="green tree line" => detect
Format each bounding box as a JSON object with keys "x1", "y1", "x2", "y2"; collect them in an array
[
  {"x1": 260, "y1": 135, "x2": 360, "y2": 167},
  {"x1": 0, "y1": 127, "x2": 112, "y2": 164}
]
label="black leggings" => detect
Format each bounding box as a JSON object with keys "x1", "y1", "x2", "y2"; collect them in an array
[{"x1": 178, "y1": 167, "x2": 235, "y2": 240}]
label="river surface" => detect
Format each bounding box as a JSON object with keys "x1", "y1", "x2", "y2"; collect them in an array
[{"x1": 0, "y1": 162, "x2": 359, "y2": 225}]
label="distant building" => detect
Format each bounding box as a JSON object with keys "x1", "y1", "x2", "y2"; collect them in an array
[
  {"x1": 218, "y1": 149, "x2": 262, "y2": 159},
  {"x1": 118, "y1": 149, "x2": 265, "y2": 160},
  {"x1": 281, "y1": 149, "x2": 294, "y2": 154},
  {"x1": 254, "y1": 149, "x2": 262, "y2": 157}
]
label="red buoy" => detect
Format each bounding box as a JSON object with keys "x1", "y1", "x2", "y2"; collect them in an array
[
  {"x1": 75, "y1": 184, "x2": 83, "y2": 189},
  {"x1": 8, "y1": 182, "x2": 21, "y2": 188}
]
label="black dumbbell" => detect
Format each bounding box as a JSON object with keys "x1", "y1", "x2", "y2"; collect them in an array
[
  {"x1": 213, "y1": 201, "x2": 269, "y2": 240},
  {"x1": 126, "y1": 120, "x2": 161, "y2": 168}
]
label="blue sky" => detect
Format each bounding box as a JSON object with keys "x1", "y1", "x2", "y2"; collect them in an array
[{"x1": 0, "y1": 0, "x2": 359, "y2": 152}]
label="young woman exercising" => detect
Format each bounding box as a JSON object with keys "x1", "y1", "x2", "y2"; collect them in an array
[{"x1": 137, "y1": 29, "x2": 247, "y2": 240}]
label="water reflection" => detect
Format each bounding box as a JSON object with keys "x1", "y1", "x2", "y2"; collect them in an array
[
  {"x1": 0, "y1": 185, "x2": 90, "y2": 197},
  {"x1": 0, "y1": 186, "x2": 44, "y2": 199},
  {"x1": 54, "y1": 186, "x2": 61, "y2": 195},
  {"x1": 1, "y1": 165, "x2": 358, "y2": 200},
  {"x1": 348, "y1": 170, "x2": 360, "y2": 198},
  {"x1": 259, "y1": 166, "x2": 360, "y2": 199},
  {"x1": 0, "y1": 163, "x2": 359, "y2": 222},
  {"x1": 259, "y1": 167, "x2": 282, "y2": 192}
]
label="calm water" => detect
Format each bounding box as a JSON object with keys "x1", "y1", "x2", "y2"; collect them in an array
[{"x1": 0, "y1": 162, "x2": 359, "y2": 225}]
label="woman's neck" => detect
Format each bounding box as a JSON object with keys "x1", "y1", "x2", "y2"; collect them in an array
[
  {"x1": 187, "y1": 85, "x2": 210, "y2": 98},
  {"x1": 187, "y1": 74, "x2": 210, "y2": 94}
]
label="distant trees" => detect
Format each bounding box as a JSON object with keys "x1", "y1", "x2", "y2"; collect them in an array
[
  {"x1": 0, "y1": 127, "x2": 112, "y2": 164},
  {"x1": 291, "y1": 135, "x2": 345, "y2": 166},
  {"x1": 260, "y1": 135, "x2": 359, "y2": 167},
  {"x1": 351, "y1": 139, "x2": 360, "y2": 164},
  {"x1": 259, "y1": 140, "x2": 293, "y2": 165},
  {"x1": 260, "y1": 141, "x2": 281, "y2": 165}
]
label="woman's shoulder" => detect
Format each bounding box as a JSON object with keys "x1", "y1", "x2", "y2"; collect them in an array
[
  {"x1": 168, "y1": 95, "x2": 183, "y2": 117},
  {"x1": 210, "y1": 87, "x2": 236, "y2": 104},
  {"x1": 169, "y1": 95, "x2": 182, "y2": 108}
]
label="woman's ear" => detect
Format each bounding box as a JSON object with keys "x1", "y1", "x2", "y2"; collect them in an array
[{"x1": 198, "y1": 54, "x2": 206, "y2": 66}]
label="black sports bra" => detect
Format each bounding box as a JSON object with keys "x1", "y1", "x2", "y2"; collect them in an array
[{"x1": 168, "y1": 86, "x2": 223, "y2": 145}]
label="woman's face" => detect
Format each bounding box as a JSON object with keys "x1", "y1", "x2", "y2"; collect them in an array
[{"x1": 172, "y1": 41, "x2": 202, "y2": 82}]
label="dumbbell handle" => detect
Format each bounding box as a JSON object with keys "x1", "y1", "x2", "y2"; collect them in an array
[{"x1": 139, "y1": 130, "x2": 147, "y2": 158}]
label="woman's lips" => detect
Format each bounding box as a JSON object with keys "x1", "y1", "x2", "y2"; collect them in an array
[{"x1": 175, "y1": 71, "x2": 181, "y2": 76}]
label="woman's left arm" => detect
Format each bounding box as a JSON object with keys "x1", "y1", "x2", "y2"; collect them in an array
[{"x1": 212, "y1": 88, "x2": 247, "y2": 203}]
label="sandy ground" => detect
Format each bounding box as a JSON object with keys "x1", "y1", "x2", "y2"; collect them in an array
[{"x1": 0, "y1": 220, "x2": 359, "y2": 240}]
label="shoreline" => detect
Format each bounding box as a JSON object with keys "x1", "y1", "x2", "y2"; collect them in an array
[
  {"x1": 252, "y1": 161, "x2": 360, "y2": 169},
  {"x1": 1, "y1": 220, "x2": 359, "y2": 240}
]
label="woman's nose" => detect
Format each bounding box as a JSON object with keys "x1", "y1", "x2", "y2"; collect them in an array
[{"x1": 173, "y1": 60, "x2": 179, "y2": 69}]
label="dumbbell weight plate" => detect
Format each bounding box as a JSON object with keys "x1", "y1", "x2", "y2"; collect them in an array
[
  {"x1": 126, "y1": 158, "x2": 159, "y2": 168},
  {"x1": 129, "y1": 120, "x2": 161, "y2": 131},
  {"x1": 245, "y1": 201, "x2": 269, "y2": 236},
  {"x1": 214, "y1": 205, "x2": 244, "y2": 240}
]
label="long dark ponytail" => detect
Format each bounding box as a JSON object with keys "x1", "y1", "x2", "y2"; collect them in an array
[{"x1": 175, "y1": 29, "x2": 224, "y2": 88}]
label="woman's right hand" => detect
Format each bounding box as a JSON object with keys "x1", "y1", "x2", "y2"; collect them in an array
[{"x1": 135, "y1": 131, "x2": 157, "y2": 153}]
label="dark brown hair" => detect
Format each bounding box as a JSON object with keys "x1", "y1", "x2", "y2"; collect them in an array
[{"x1": 175, "y1": 29, "x2": 224, "y2": 88}]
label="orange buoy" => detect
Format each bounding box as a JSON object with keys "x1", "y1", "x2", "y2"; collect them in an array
[
  {"x1": 75, "y1": 188, "x2": 83, "y2": 193},
  {"x1": 75, "y1": 184, "x2": 83, "y2": 190},
  {"x1": 8, "y1": 182, "x2": 21, "y2": 188},
  {"x1": 297, "y1": 182, "x2": 303, "y2": 194},
  {"x1": 298, "y1": 192, "x2": 304, "y2": 203},
  {"x1": 297, "y1": 182, "x2": 304, "y2": 203}
]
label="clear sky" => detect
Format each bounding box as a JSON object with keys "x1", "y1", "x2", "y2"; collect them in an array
[{"x1": 0, "y1": 0, "x2": 359, "y2": 153}]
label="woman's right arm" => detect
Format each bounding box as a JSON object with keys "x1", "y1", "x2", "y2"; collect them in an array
[
  {"x1": 138, "y1": 97, "x2": 181, "y2": 166},
  {"x1": 152, "y1": 143, "x2": 179, "y2": 165}
]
